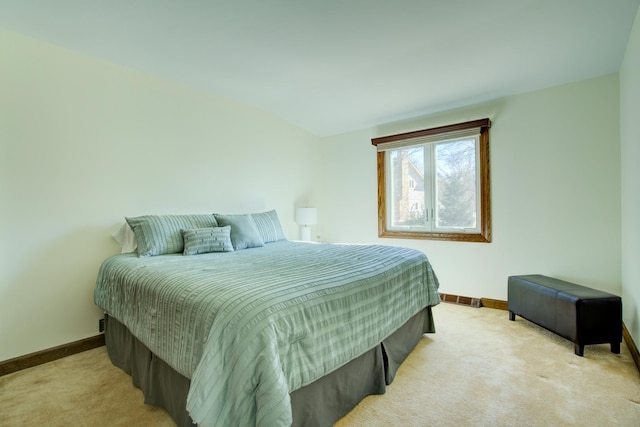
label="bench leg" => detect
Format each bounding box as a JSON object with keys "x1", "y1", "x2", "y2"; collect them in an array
[
  {"x1": 611, "y1": 342, "x2": 620, "y2": 354},
  {"x1": 509, "y1": 311, "x2": 515, "y2": 321},
  {"x1": 574, "y1": 344, "x2": 584, "y2": 357}
]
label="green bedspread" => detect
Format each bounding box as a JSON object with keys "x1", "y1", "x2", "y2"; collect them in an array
[{"x1": 94, "y1": 241, "x2": 440, "y2": 426}]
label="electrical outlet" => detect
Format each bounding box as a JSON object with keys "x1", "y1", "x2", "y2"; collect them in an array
[{"x1": 99, "y1": 318, "x2": 105, "y2": 333}]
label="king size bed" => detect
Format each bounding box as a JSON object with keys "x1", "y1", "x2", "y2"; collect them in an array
[{"x1": 94, "y1": 212, "x2": 440, "y2": 426}]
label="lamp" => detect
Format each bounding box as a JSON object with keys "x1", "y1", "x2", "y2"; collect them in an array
[{"x1": 295, "y1": 207, "x2": 317, "y2": 241}]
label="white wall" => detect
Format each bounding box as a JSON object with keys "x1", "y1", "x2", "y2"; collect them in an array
[
  {"x1": 620, "y1": 7, "x2": 640, "y2": 349},
  {"x1": 318, "y1": 74, "x2": 621, "y2": 301},
  {"x1": 0, "y1": 29, "x2": 318, "y2": 361}
]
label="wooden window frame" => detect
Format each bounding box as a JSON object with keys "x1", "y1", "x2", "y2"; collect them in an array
[{"x1": 372, "y1": 118, "x2": 492, "y2": 243}]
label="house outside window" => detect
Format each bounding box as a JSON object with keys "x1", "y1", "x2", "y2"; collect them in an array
[{"x1": 372, "y1": 118, "x2": 491, "y2": 243}]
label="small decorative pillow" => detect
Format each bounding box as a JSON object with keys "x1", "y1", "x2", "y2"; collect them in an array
[
  {"x1": 126, "y1": 214, "x2": 219, "y2": 257},
  {"x1": 214, "y1": 214, "x2": 265, "y2": 250},
  {"x1": 182, "y1": 226, "x2": 234, "y2": 255},
  {"x1": 251, "y1": 210, "x2": 287, "y2": 243}
]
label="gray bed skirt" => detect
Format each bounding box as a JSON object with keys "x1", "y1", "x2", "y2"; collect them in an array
[{"x1": 104, "y1": 306, "x2": 435, "y2": 427}]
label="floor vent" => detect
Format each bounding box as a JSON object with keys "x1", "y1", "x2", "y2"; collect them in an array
[{"x1": 439, "y1": 293, "x2": 481, "y2": 308}]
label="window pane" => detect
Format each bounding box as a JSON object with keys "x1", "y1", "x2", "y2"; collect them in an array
[
  {"x1": 389, "y1": 147, "x2": 426, "y2": 228},
  {"x1": 434, "y1": 139, "x2": 477, "y2": 229},
  {"x1": 373, "y1": 118, "x2": 491, "y2": 242}
]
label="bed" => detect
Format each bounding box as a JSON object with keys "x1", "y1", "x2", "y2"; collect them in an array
[{"x1": 94, "y1": 212, "x2": 440, "y2": 426}]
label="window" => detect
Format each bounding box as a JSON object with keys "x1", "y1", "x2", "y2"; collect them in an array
[{"x1": 372, "y1": 118, "x2": 491, "y2": 242}]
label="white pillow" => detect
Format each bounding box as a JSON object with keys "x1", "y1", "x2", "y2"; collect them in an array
[{"x1": 112, "y1": 222, "x2": 137, "y2": 253}]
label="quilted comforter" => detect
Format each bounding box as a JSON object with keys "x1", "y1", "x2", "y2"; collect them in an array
[{"x1": 94, "y1": 241, "x2": 440, "y2": 426}]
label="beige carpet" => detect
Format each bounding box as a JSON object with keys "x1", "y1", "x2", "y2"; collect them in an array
[{"x1": 1, "y1": 303, "x2": 639, "y2": 426}]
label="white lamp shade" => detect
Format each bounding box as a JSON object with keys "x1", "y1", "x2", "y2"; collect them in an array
[{"x1": 295, "y1": 207, "x2": 317, "y2": 225}]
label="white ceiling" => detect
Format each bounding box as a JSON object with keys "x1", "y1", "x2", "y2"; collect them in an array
[{"x1": 1, "y1": 0, "x2": 638, "y2": 136}]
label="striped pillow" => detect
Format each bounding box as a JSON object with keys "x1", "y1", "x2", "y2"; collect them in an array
[
  {"x1": 182, "y1": 226, "x2": 234, "y2": 255},
  {"x1": 251, "y1": 210, "x2": 287, "y2": 243},
  {"x1": 214, "y1": 214, "x2": 265, "y2": 250},
  {"x1": 126, "y1": 214, "x2": 218, "y2": 257}
]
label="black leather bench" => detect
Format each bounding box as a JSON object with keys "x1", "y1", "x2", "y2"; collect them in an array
[{"x1": 507, "y1": 274, "x2": 622, "y2": 356}]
